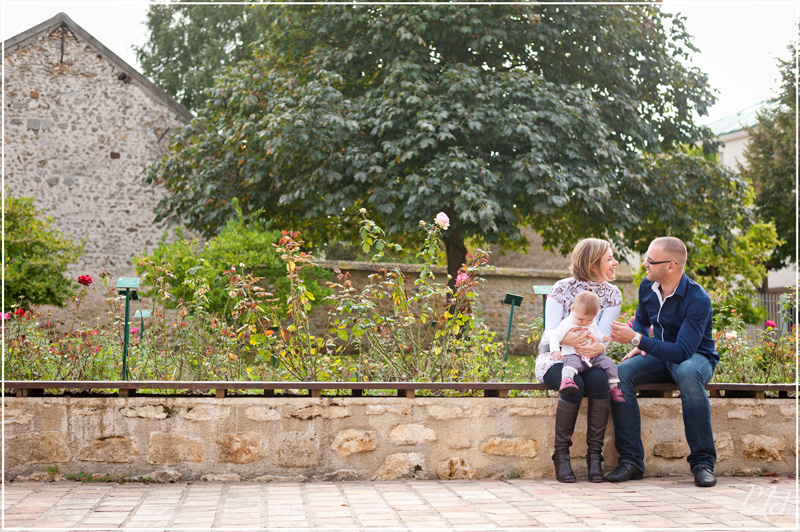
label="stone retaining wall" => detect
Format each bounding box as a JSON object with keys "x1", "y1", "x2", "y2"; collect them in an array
[{"x1": 5, "y1": 396, "x2": 795, "y2": 482}]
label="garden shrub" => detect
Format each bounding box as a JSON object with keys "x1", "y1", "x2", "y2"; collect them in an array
[
  {"x1": 3, "y1": 193, "x2": 83, "y2": 307},
  {"x1": 3, "y1": 210, "x2": 794, "y2": 387},
  {"x1": 135, "y1": 201, "x2": 331, "y2": 320}
]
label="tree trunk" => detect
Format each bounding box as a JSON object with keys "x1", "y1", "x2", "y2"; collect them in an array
[{"x1": 443, "y1": 224, "x2": 468, "y2": 292}]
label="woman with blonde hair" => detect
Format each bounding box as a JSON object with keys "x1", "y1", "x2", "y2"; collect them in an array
[{"x1": 535, "y1": 238, "x2": 622, "y2": 482}]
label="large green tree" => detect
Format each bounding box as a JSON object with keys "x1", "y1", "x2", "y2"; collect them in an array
[
  {"x1": 145, "y1": 3, "x2": 751, "y2": 281},
  {"x1": 134, "y1": 1, "x2": 268, "y2": 110},
  {"x1": 740, "y1": 36, "x2": 797, "y2": 271}
]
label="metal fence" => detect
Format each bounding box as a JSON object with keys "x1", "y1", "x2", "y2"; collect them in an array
[{"x1": 742, "y1": 291, "x2": 796, "y2": 343}]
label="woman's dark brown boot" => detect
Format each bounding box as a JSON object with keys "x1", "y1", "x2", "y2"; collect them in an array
[
  {"x1": 586, "y1": 397, "x2": 610, "y2": 482},
  {"x1": 552, "y1": 398, "x2": 580, "y2": 483}
]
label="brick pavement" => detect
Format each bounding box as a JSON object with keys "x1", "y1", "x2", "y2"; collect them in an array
[{"x1": 2, "y1": 477, "x2": 797, "y2": 530}]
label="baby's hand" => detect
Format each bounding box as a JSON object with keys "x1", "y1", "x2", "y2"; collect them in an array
[
  {"x1": 602, "y1": 335, "x2": 611, "y2": 343},
  {"x1": 552, "y1": 351, "x2": 563, "y2": 361}
]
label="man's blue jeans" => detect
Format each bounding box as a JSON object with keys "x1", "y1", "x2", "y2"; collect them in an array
[{"x1": 611, "y1": 353, "x2": 716, "y2": 473}]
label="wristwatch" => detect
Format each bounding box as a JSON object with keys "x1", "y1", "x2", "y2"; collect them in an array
[{"x1": 631, "y1": 332, "x2": 642, "y2": 347}]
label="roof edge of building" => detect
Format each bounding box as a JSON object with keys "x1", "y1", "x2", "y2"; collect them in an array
[{"x1": 4, "y1": 12, "x2": 194, "y2": 123}]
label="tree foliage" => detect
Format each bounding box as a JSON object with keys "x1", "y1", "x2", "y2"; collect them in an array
[
  {"x1": 134, "y1": 1, "x2": 268, "y2": 110},
  {"x1": 145, "y1": 4, "x2": 751, "y2": 280},
  {"x1": 4, "y1": 194, "x2": 83, "y2": 308},
  {"x1": 740, "y1": 34, "x2": 797, "y2": 270}
]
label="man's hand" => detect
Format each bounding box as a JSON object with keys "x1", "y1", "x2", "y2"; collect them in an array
[
  {"x1": 610, "y1": 321, "x2": 637, "y2": 344},
  {"x1": 620, "y1": 347, "x2": 646, "y2": 362},
  {"x1": 552, "y1": 351, "x2": 563, "y2": 361}
]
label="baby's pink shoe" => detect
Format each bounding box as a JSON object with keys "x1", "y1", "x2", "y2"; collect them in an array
[
  {"x1": 559, "y1": 377, "x2": 579, "y2": 395},
  {"x1": 610, "y1": 387, "x2": 626, "y2": 402}
]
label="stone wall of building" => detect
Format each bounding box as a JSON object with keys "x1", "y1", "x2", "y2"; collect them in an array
[
  {"x1": 311, "y1": 260, "x2": 636, "y2": 356},
  {"x1": 5, "y1": 396, "x2": 795, "y2": 482},
  {"x1": 4, "y1": 18, "x2": 191, "y2": 325}
]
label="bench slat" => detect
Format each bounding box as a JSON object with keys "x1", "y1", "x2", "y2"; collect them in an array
[{"x1": 3, "y1": 381, "x2": 794, "y2": 394}]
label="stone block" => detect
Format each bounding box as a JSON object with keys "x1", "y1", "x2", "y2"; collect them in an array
[
  {"x1": 180, "y1": 404, "x2": 230, "y2": 421},
  {"x1": 255, "y1": 475, "x2": 307, "y2": 482},
  {"x1": 77, "y1": 436, "x2": 140, "y2": 463},
  {"x1": 365, "y1": 404, "x2": 410, "y2": 416},
  {"x1": 389, "y1": 423, "x2": 437, "y2": 445},
  {"x1": 508, "y1": 405, "x2": 555, "y2": 417},
  {"x1": 120, "y1": 405, "x2": 170, "y2": 419},
  {"x1": 153, "y1": 470, "x2": 182, "y2": 483},
  {"x1": 245, "y1": 407, "x2": 282, "y2": 421},
  {"x1": 653, "y1": 441, "x2": 686, "y2": 459},
  {"x1": 14, "y1": 472, "x2": 66, "y2": 482},
  {"x1": 332, "y1": 429, "x2": 377, "y2": 457},
  {"x1": 291, "y1": 405, "x2": 350, "y2": 420},
  {"x1": 217, "y1": 432, "x2": 264, "y2": 464},
  {"x1": 728, "y1": 407, "x2": 766, "y2": 419},
  {"x1": 741, "y1": 434, "x2": 785, "y2": 461},
  {"x1": 426, "y1": 405, "x2": 466, "y2": 419},
  {"x1": 640, "y1": 402, "x2": 681, "y2": 418},
  {"x1": 715, "y1": 432, "x2": 735, "y2": 462},
  {"x1": 201, "y1": 474, "x2": 241, "y2": 482},
  {"x1": 323, "y1": 469, "x2": 362, "y2": 481},
  {"x1": 372, "y1": 453, "x2": 426, "y2": 480},
  {"x1": 779, "y1": 404, "x2": 796, "y2": 418},
  {"x1": 278, "y1": 432, "x2": 320, "y2": 467},
  {"x1": 5, "y1": 432, "x2": 69, "y2": 467},
  {"x1": 480, "y1": 438, "x2": 539, "y2": 458},
  {"x1": 147, "y1": 432, "x2": 204, "y2": 464},
  {"x1": 436, "y1": 457, "x2": 476, "y2": 480},
  {"x1": 4, "y1": 408, "x2": 33, "y2": 425}
]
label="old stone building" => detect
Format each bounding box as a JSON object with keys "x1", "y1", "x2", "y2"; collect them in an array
[{"x1": 4, "y1": 13, "x2": 193, "y2": 324}]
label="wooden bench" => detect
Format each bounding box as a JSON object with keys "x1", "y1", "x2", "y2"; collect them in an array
[{"x1": 3, "y1": 381, "x2": 793, "y2": 399}]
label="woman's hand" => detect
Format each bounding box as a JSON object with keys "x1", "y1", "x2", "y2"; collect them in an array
[
  {"x1": 560, "y1": 327, "x2": 591, "y2": 348},
  {"x1": 561, "y1": 328, "x2": 603, "y2": 358},
  {"x1": 574, "y1": 336, "x2": 604, "y2": 358}
]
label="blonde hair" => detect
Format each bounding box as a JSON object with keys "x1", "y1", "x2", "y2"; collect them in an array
[
  {"x1": 571, "y1": 238, "x2": 612, "y2": 282},
  {"x1": 572, "y1": 291, "x2": 600, "y2": 316},
  {"x1": 652, "y1": 236, "x2": 687, "y2": 267}
]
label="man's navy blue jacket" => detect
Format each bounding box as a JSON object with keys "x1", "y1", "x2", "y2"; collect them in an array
[{"x1": 632, "y1": 273, "x2": 719, "y2": 366}]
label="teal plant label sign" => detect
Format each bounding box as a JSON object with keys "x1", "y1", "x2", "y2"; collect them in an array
[{"x1": 117, "y1": 277, "x2": 140, "y2": 289}]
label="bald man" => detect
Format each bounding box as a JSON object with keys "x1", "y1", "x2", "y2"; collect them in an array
[{"x1": 607, "y1": 237, "x2": 719, "y2": 487}]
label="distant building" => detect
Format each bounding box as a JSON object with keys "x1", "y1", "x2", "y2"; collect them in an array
[
  {"x1": 707, "y1": 99, "x2": 779, "y2": 172},
  {"x1": 3, "y1": 12, "x2": 193, "y2": 323}
]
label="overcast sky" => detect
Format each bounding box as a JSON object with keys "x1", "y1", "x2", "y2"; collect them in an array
[{"x1": 2, "y1": 1, "x2": 797, "y2": 124}]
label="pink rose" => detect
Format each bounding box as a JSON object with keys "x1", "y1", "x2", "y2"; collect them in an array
[
  {"x1": 765, "y1": 320, "x2": 777, "y2": 329},
  {"x1": 130, "y1": 326, "x2": 139, "y2": 334},
  {"x1": 456, "y1": 272, "x2": 469, "y2": 286},
  {"x1": 435, "y1": 212, "x2": 450, "y2": 230}
]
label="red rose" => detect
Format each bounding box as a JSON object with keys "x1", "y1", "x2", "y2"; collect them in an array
[
  {"x1": 14, "y1": 308, "x2": 26, "y2": 317},
  {"x1": 77, "y1": 275, "x2": 93, "y2": 287}
]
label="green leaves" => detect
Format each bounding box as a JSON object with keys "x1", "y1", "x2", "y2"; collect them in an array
[
  {"x1": 145, "y1": 3, "x2": 745, "y2": 280},
  {"x1": 4, "y1": 193, "x2": 83, "y2": 307}
]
